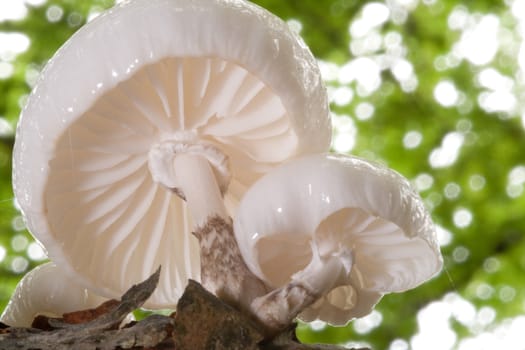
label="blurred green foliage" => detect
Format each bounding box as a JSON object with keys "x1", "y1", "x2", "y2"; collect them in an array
[{"x1": 1, "y1": 0, "x2": 524, "y2": 349}]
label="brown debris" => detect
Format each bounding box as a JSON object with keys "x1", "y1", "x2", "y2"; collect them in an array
[
  {"x1": 0, "y1": 268, "x2": 368, "y2": 350},
  {"x1": 31, "y1": 299, "x2": 121, "y2": 331}
]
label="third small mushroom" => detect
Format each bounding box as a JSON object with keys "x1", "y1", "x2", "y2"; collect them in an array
[
  {"x1": 235, "y1": 153, "x2": 443, "y2": 329},
  {"x1": 3, "y1": 0, "x2": 443, "y2": 341}
]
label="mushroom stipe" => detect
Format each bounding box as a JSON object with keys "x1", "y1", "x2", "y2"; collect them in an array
[{"x1": 192, "y1": 214, "x2": 328, "y2": 335}]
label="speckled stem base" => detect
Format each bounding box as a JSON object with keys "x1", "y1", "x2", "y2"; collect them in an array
[
  {"x1": 193, "y1": 215, "x2": 323, "y2": 334},
  {"x1": 193, "y1": 216, "x2": 270, "y2": 318}
]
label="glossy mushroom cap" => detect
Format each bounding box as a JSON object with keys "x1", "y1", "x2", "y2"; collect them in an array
[
  {"x1": 234, "y1": 153, "x2": 442, "y2": 325},
  {"x1": 13, "y1": 0, "x2": 330, "y2": 308},
  {"x1": 0, "y1": 262, "x2": 106, "y2": 327}
]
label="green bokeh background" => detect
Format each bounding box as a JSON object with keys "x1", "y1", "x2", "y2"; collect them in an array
[{"x1": 1, "y1": 0, "x2": 524, "y2": 349}]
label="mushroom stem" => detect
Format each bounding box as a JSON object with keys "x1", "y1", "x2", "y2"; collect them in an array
[
  {"x1": 172, "y1": 153, "x2": 229, "y2": 226},
  {"x1": 249, "y1": 244, "x2": 353, "y2": 331},
  {"x1": 291, "y1": 243, "x2": 353, "y2": 296},
  {"x1": 192, "y1": 216, "x2": 270, "y2": 320}
]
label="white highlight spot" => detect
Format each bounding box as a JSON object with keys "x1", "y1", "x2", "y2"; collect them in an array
[
  {"x1": 332, "y1": 114, "x2": 357, "y2": 153},
  {"x1": 507, "y1": 165, "x2": 525, "y2": 198},
  {"x1": 475, "y1": 283, "x2": 494, "y2": 300},
  {"x1": 436, "y1": 225, "x2": 453, "y2": 247},
  {"x1": 331, "y1": 86, "x2": 354, "y2": 106},
  {"x1": 11, "y1": 256, "x2": 29, "y2": 274},
  {"x1": 452, "y1": 246, "x2": 470, "y2": 263},
  {"x1": 478, "y1": 90, "x2": 517, "y2": 114},
  {"x1": 0, "y1": 61, "x2": 14, "y2": 80},
  {"x1": 350, "y1": 2, "x2": 390, "y2": 38},
  {"x1": 429, "y1": 132, "x2": 464, "y2": 168},
  {"x1": 355, "y1": 102, "x2": 375, "y2": 120},
  {"x1": 27, "y1": 242, "x2": 47, "y2": 261},
  {"x1": 403, "y1": 130, "x2": 422, "y2": 149},
  {"x1": 444, "y1": 182, "x2": 461, "y2": 199},
  {"x1": 0, "y1": 32, "x2": 31, "y2": 61},
  {"x1": 453, "y1": 208, "x2": 473, "y2": 228},
  {"x1": 389, "y1": 339, "x2": 409, "y2": 350},
  {"x1": 339, "y1": 58, "x2": 381, "y2": 96},
  {"x1": 434, "y1": 80, "x2": 459, "y2": 107},
  {"x1": 483, "y1": 257, "x2": 501, "y2": 274},
  {"x1": 46, "y1": 4, "x2": 63, "y2": 22},
  {"x1": 11, "y1": 234, "x2": 28, "y2": 252},
  {"x1": 448, "y1": 6, "x2": 469, "y2": 30},
  {"x1": 354, "y1": 310, "x2": 383, "y2": 334},
  {"x1": 0, "y1": 246, "x2": 6, "y2": 263},
  {"x1": 499, "y1": 286, "x2": 516, "y2": 303},
  {"x1": 454, "y1": 14, "x2": 500, "y2": 66},
  {"x1": 309, "y1": 320, "x2": 327, "y2": 331},
  {"x1": 0, "y1": 1, "x2": 28, "y2": 22},
  {"x1": 414, "y1": 173, "x2": 434, "y2": 192},
  {"x1": 287, "y1": 19, "x2": 303, "y2": 34},
  {"x1": 317, "y1": 60, "x2": 339, "y2": 82},
  {"x1": 469, "y1": 174, "x2": 486, "y2": 191},
  {"x1": 411, "y1": 301, "x2": 456, "y2": 350}
]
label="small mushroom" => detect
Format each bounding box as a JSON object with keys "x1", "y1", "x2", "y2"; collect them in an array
[
  {"x1": 0, "y1": 262, "x2": 106, "y2": 327},
  {"x1": 234, "y1": 153, "x2": 443, "y2": 328},
  {"x1": 12, "y1": 0, "x2": 330, "y2": 310}
]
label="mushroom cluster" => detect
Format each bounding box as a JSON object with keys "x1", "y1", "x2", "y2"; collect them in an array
[{"x1": 2, "y1": 0, "x2": 442, "y2": 337}]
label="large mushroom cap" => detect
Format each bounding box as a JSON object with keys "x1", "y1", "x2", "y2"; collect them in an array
[
  {"x1": 13, "y1": 0, "x2": 330, "y2": 308},
  {"x1": 234, "y1": 153, "x2": 442, "y2": 324}
]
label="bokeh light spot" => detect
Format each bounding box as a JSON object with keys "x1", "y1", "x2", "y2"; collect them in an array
[
  {"x1": 469, "y1": 174, "x2": 486, "y2": 191},
  {"x1": 11, "y1": 234, "x2": 28, "y2": 252},
  {"x1": 483, "y1": 257, "x2": 501, "y2": 274},
  {"x1": 287, "y1": 19, "x2": 303, "y2": 34},
  {"x1": 0, "y1": 246, "x2": 6, "y2": 263},
  {"x1": 27, "y1": 242, "x2": 47, "y2": 261},
  {"x1": 355, "y1": 102, "x2": 375, "y2": 120},
  {"x1": 0, "y1": 61, "x2": 14, "y2": 79},
  {"x1": 331, "y1": 86, "x2": 354, "y2": 106},
  {"x1": 477, "y1": 306, "x2": 496, "y2": 325},
  {"x1": 309, "y1": 320, "x2": 327, "y2": 331},
  {"x1": 429, "y1": 132, "x2": 464, "y2": 168},
  {"x1": 506, "y1": 165, "x2": 525, "y2": 198},
  {"x1": 354, "y1": 310, "x2": 383, "y2": 334},
  {"x1": 389, "y1": 339, "x2": 409, "y2": 350},
  {"x1": 0, "y1": 1, "x2": 28, "y2": 22},
  {"x1": 46, "y1": 5, "x2": 63, "y2": 22},
  {"x1": 444, "y1": 182, "x2": 461, "y2": 199},
  {"x1": 454, "y1": 14, "x2": 500, "y2": 66},
  {"x1": 414, "y1": 173, "x2": 434, "y2": 192},
  {"x1": 332, "y1": 114, "x2": 357, "y2": 153},
  {"x1": 453, "y1": 207, "x2": 473, "y2": 228},
  {"x1": 476, "y1": 283, "x2": 495, "y2": 300},
  {"x1": 499, "y1": 286, "x2": 516, "y2": 303},
  {"x1": 453, "y1": 246, "x2": 470, "y2": 263},
  {"x1": 0, "y1": 32, "x2": 31, "y2": 61},
  {"x1": 403, "y1": 130, "x2": 422, "y2": 149},
  {"x1": 436, "y1": 225, "x2": 453, "y2": 246},
  {"x1": 11, "y1": 215, "x2": 26, "y2": 231},
  {"x1": 10, "y1": 256, "x2": 29, "y2": 274},
  {"x1": 434, "y1": 80, "x2": 459, "y2": 107}
]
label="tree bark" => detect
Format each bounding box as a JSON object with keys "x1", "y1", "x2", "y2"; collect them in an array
[{"x1": 0, "y1": 269, "x2": 369, "y2": 350}]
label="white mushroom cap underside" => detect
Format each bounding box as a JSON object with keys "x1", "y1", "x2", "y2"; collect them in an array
[
  {"x1": 12, "y1": 0, "x2": 330, "y2": 308},
  {"x1": 234, "y1": 153, "x2": 442, "y2": 324},
  {"x1": 0, "y1": 262, "x2": 105, "y2": 327}
]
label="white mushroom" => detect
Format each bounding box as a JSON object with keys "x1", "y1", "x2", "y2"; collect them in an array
[
  {"x1": 0, "y1": 262, "x2": 107, "y2": 327},
  {"x1": 234, "y1": 153, "x2": 443, "y2": 328},
  {"x1": 12, "y1": 0, "x2": 330, "y2": 311}
]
